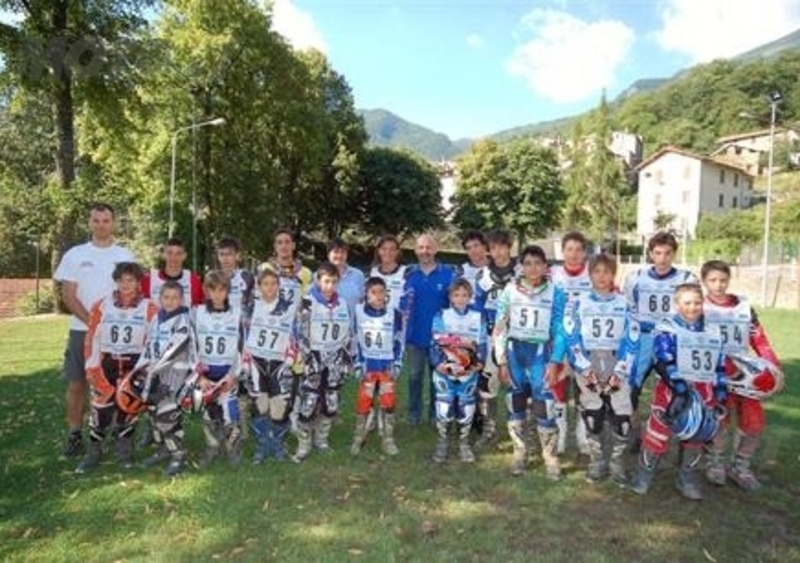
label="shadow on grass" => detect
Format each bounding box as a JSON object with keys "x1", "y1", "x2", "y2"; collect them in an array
[{"x1": 1, "y1": 363, "x2": 799, "y2": 562}]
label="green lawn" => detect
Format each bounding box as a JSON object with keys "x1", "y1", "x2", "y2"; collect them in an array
[{"x1": 1, "y1": 312, "x2": 799, "y2": 562}]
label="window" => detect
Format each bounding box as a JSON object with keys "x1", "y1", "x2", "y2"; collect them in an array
[
  {"x1": 718, "y1": 194, "x2": 724, "y2": 207},
  {"x1": 655, "y1": 194, "x2": 662, "y2": 207},
  {"x1": 733, "y1": 196, "x2": 738, "y2": 208},
  {"x1": 734, "y1": 173, "x2": 739, "y2": 187},
  {"x1": 719, "y1": 169, "x2": 725, "y2": 184},
  {"x1": 682, "y1": 190, "x2": 690, "y2": 204},
  {"x1": 735, "y1": 146, "x2": 742, "y2": 155}
]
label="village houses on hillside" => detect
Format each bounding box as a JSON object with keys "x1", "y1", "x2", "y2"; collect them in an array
[
  {"x1": 636, "y1": 147, "x2": 754, "y2": 239},
  {"x1": 712, "y1": 127, "x2": 799, "y2": 175}
]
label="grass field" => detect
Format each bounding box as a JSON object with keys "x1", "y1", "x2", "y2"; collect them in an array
[{"x1": 1, "y1": 312, "x2": 799, "y2": 562}]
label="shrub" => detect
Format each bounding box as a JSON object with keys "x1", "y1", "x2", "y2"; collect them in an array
[{"x1": 15, "y1": 288, "x2": 55, "y2": 316}]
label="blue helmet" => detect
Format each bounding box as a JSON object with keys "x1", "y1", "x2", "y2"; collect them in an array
[{"x1": 666, "y1": 388, "x2": 719, "y2": 444}]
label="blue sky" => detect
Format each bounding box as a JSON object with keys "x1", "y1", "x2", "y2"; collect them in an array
[
  {"x1": 3, "y1": 1, "x2": 800, "y2": 139},
  {"x1": 272, "y1": 0, "x2": 800, "y2": 139}
]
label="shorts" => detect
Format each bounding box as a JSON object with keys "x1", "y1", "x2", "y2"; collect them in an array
[{"x1": 62, "y1": 330, "x2": 87, "y2": 383}]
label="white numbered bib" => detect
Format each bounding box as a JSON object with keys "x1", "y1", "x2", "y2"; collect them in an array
[
  {"x1": 580, "y1": 298, "x2": 626, "y2": 351},
  {"x1": 196, "y1": 307, "x2": 240, "y2": 366},
  {"x1": 637, "y1": 288, "x2": 673, "y2": 325},
  {"x1": 246, "y1": 301, "x2": 294, "y2": 361},
  {"x1": 676, "y1": 327, "x2": 721, "y2": 383},
  {"x1": 310, "y1": 303, "x2": 350, "y2": 352},
  {"x1": 357, "y1": 308, "x2": 395, "y2": 361},
  {"x1": 99, "y1": 300, "x2": 148, "y2": 355},
  {"x1": 704, "y1": 299, "x2": 750, "y2": 354}
]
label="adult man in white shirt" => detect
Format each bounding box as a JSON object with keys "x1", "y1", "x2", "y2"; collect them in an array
[{"x1": 54, "y1": 203, "x2": 135, "y2": 458}]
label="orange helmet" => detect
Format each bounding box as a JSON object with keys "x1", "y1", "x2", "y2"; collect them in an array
[{"x1": 116, "y1": 370, "x2": 150, "y2": 415}]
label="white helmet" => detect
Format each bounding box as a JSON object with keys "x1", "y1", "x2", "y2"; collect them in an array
[{"x1": 727, "y1": 353, "x2": 784, "y2": 401}]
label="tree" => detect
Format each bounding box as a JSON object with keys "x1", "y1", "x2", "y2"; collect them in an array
[
  {"x1": 356, "y1": 147, "x2": 444, "y2": 239},
  {"x1": 451, "y1": 138, "x2": 563, "y2": 245},
  {"x1": 561, "y1": 92, "x2": 633, "y2": 243},
  {"x1": 0, "y1": 0, "x2": 158, "y2": 270}
]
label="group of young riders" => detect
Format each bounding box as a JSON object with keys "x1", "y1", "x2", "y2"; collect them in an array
[{"x1": 56, "y1": 205, "x2": 785, "y2": 501}]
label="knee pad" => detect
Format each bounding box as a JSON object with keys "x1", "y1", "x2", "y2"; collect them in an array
[
  {"x1": 610, "y1": 413, "x2": 631, "y2": 438},
  {"x1": 298, "y1": 391, "x2": 319, "y2": 420},
  {"x1": 581, "y1": 408, "x2": 606, "y2": 434},
  {"x1": 456, "y1": 401, "x2": 476, "y2": 425},
  {"x1": 322, "y1": 389, "x2": 340, "y2": 416},
  {"x1": 507, "y1": 387, "x2": 530, "y2": 415}
]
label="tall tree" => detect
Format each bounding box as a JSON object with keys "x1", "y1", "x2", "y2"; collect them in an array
[
  {"x1": 0, "y1": 0, "x2": 158, "y2": 268},
  {"x1": 356, "y1": 147, "x2": 444, "y2": 239},
  {"x1": 451, "y1": 138, "x2": 563, "y2": 245}
]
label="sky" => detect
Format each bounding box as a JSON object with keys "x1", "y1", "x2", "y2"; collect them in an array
[
  {"x1": 270, "y1": 0, "x2": 800, "y2": 139},
  {"x1": 2, "y1": 1, "x2": 800, "y2": 139}
]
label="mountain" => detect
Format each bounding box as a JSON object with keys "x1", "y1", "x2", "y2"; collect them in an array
[
  {"x1": 358, "y1": 109, "x2": 470, "y2": 161},
  {"x1": 361, "y1": 28, "x2": 800, "y2": 160},
  {"x1": 733, "y1": 28, "x2": 800, "y2": 62}
]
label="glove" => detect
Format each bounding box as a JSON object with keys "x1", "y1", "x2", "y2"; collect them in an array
[
  {"x1": 606, "y1": 373, "x2": 622, "y2": 393},
  {"x1": 630, "y1": 385, "x2": 641, "y2": 411},
  {"x1": 391, "y1": 362, "x2": 402, "y2": 379},
  {"x1": 582, "y1": 370, "x2": 599, "y2": 393},
  {"x1": 671, "y1": 379, "x2": 688, "y2": 396}
]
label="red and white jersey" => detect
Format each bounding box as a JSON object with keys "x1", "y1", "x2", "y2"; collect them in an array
[
  {"x1": 703, "y1": 296, "x2": 752, "y2": 355},
  {"x1": 142, "y1": 268, "x2": 204, "y2": 307},
  {"x1": 550, "y1": 263, "x2": 592, "y2": 305}
]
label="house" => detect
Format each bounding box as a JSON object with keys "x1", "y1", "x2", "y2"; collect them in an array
[
  {"x1": 712, "y1": 127, "x2": 799, "y2": 175},
  {"x1": 636, "y1": 146, "x2": 754, "y2": 239},
  {"x1": 609, "y1": 131, "x2": 643, "y2": 169}
]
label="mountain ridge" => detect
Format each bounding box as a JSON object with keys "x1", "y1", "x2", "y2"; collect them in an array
[{"x1": 361, "y1": 28, "x2": 800, "y2": 159}]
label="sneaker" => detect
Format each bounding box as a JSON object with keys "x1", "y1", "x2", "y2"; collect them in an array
[
  {"x1": 75, "y1": 443, "x2": 102, "y2": 474},
  {"x1": 62, "y1": 431, "x2": 85, "y2": 459}
]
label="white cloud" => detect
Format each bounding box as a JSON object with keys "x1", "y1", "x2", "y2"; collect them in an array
[
  {"x1": 656, "y1": 0, "x2": 800, "y2": 63},
  {"x1": 270, "y1": 0, "x2": 327, "y2": 52},
  {"x1": 506, "y1": 9, "x2": 634, "y2": 104},
  {"x1": 466, "y1": 33, "x2": 485, "y2": 49}
]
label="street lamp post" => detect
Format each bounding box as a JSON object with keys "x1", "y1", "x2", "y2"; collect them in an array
[
  {"x1": 168, "y1": 117, "x2": 226, "y2": 241},
  {"x1": 761, "y1": 92, "x2": 782, "y2": 308}
]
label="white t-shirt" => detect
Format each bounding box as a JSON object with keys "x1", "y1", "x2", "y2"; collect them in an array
[{"x1": 54, "y1": 242, "x2": 135, "y2": 331}]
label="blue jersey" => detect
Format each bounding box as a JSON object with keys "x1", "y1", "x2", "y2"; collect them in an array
[
  {"x1": 623, "y1": 266, "x2": 698, "y2": 333},
  {"x1": 404, "y1": 263, "x2": 454, "y2": 348},
  {"x1": 493, "y1": 277, "x2": 566, "y2": 364},
  {"x1": 653, "y1": 315, "x2": 727, "y2": 400},
  {"x1": 429, "y1": 306, "x2": 487, "y2": 373},
  {"x1": 552, "y1": 291, "x2": 639, "y2": 381},
  {"x1": 354, "y1": 303, "x2": 404, "y2": 373}
]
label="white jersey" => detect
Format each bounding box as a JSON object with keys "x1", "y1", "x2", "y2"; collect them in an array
[
  {"x1": 245, "y1": 298, "x2": 297, "y2": 361},
  {"x1": 703, "y1": 298, "x2": 751, "y2": 355},
  {"x1": 550, "y1": 264, "x2": 593, "y2": 305},
  {"x1": 98, "y1": 297, "x2": 151, "y2": 355},
  {"x1": 457, "y1": 261, "x2": 485, "y2": 301},
  {"x1": 476, "y1": 261, "x2": 521, "y2": 316},
  {"x1": 308, "y1": 298, "x2": 351, "y2": 353},
  {"x1": 439, "y1": 308, "x2": 483, "y2": 344},
  {"x1": 624, "y1": 268, "x2": 698, "y2": 328},
  {"x1": 505, "y1": 283, "x2": 554, "y2": 343},
  {"x1": 148, "y1": 269, "x2": 194, "y2": 307},
  {"x1": 54, "y1": 242, "x2": 136, "y2": 331},
  {"x1": 194, "y1": 305, "x2": 241, "y2": 367},
  {"x1": 227, "y1": 269, "x2": 252, "y2": 313},
  {"x1": 147, "y1": 310, "x2": 190, "y2": 360},
  {"x1": 370, "y1": 265, "x2": 407, "y2": 312},
  {"x1": 674, "y1": 324, "x2": 722, "y2": 383},
  {"x1": 577, "y1": 293, "x2": 628, "y2": 351},
  {"x1": 355, "y1": 305, "x2": 396, "y2": 361}
]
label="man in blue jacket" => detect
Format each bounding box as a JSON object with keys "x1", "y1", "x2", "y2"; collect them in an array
[{"x1": 404, "y1": 234, "x2": 454, "y2": 426}]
